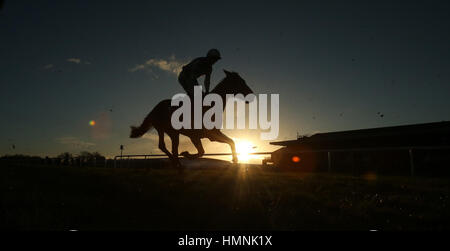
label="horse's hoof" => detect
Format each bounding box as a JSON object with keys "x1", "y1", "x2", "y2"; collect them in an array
[{"x1": 180, "y1": 152, "x2": 191, "y2": 159}]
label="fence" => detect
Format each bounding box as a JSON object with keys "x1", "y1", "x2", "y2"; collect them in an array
[{"x1": 113, "y1": 152, "x2": 272, "y2": 169}]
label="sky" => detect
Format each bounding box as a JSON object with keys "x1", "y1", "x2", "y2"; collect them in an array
[{"x1": 1, "y1": 0, "x2": 449, "y2": 159}]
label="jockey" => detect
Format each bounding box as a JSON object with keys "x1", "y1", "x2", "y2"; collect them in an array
[{"x1": 178, "y1": 49, "x2": 221, "y2": 98}]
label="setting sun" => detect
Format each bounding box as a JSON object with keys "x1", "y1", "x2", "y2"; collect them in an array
[{"x1": 235, "y1": 139, "x2": 260, "y2": 163}]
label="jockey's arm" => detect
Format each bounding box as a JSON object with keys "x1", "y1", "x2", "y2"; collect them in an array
[{"x1": 204, "y1": 71, "x2": 211, "y2": 93}]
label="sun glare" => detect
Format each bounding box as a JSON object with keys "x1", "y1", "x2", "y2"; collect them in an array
[{"x1": 235, "y1": 140, "x2": 259, "y2": 163}]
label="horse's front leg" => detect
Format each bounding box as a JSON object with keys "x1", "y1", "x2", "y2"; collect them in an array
[
  {"x1": 181, "y1": 136, "x2": 205, "y2": 159},
  {"x1": 207, "y1": 130, "x2": 238, "y2": 164}
]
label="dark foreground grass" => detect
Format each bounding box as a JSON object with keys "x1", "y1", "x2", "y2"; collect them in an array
[{"x1": 1, "y1": 163, "x2": 449, "y2": 230}]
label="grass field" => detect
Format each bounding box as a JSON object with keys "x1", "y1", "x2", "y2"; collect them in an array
[{"x1": 1, "y1": 162, "x2": 449, "y2": 230}]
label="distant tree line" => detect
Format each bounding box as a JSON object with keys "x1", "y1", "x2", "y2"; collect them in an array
[{"x1": 0, "y1": 151, "x2": 107, "y2": 167}]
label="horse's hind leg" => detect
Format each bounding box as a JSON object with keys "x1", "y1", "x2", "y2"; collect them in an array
[
  {"x1": 157, "y1": 129, "x2": 173, "y2": 163},
  {"x1": 181, "y1": 137, "x2": 205, "y2": 160},
  {"x1": 207, "y1": 130, "x2": 238, "y2": 163},
  {"x1": 169, "y1": 133, "x2": 182, "y2": 168}
]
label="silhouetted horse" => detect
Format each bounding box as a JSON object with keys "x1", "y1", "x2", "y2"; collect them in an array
[{"x1": 130, "y1": 70, "x2": 253, "y2": 167}]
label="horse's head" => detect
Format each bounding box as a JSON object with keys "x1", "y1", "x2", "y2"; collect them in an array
[{"x1": 213, "y1": 70, "x2": 254, "y2": 98}]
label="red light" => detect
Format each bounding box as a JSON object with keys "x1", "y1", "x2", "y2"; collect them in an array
[{"x1": 292, "y1": 156, "x2": 301, "y2": 163}]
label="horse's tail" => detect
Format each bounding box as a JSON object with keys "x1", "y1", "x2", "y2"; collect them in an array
[{"x1": 130, "y1": 110, "x2": 155, "y2": 138}]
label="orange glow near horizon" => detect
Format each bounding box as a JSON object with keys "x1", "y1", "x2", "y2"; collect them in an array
[{"x1": 292, "y1": 156, "x2": 301, "y2": 163}]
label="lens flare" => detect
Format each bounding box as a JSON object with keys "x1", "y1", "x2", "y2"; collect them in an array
[
  {"x1": 292, "y1": 156, "x2": 301, "y2": 163},
  {"x1": 90, "y1": 112, "x2": 112, "y2": 139}
]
